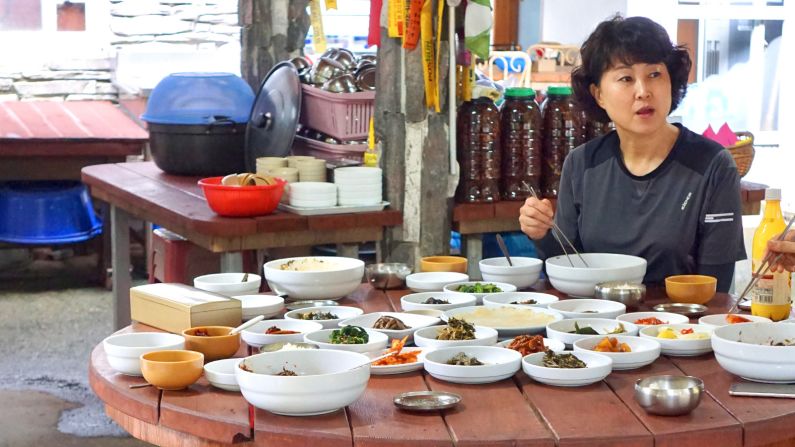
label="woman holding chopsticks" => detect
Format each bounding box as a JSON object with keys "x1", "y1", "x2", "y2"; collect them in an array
[
  {"x1": 768, "y1": 231, "x2": 795, "y2": 273},
  {"x1": 519, "y1": 16, "x2": 745, "y2": 292}
]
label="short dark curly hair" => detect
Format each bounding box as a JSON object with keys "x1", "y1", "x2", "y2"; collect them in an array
[{"x1": 571, "y1": 15, "x2": 692, "y2": 123}]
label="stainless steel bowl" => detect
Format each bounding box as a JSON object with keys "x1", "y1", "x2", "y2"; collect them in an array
[
  {"x1": 311, "y1": 57, "x2": 346, "y2": 85},
  {"x1": 355, "y1": 67, "x2": 376, "y2": 91},
  {"x1": 634, "y1": 375, "x2": 704, "y2": 416},
  {"x1": 332, "y1": 48, "x2": 358, "y2": 71},
  {"x1": 365, "y1": 263, "x2": 412, "y2": 289},
  {"x1": 289, "y1": 56, "x2": 312, "y2": 73},
  {"x1": 594, "y1": 281, "x2": 645, "y2": 309},
  {"x1": 322, "y1": 74, "x2": 358, "y2": 93}
]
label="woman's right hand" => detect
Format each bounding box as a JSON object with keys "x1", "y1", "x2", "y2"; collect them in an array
[
  {"x1": 519, "y1": 197, "x2": 555, "y2": 240},
  {"x1": 767, "y1": 230, "x2": 795, "y2": 273}
]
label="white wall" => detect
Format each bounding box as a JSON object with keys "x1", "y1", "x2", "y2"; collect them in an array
[{"x1": 540, "y1": 0, "x2": 627, "y2": 45}]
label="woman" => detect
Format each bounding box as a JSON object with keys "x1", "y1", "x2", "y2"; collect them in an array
[
  {"x1": 519, "y1": 16, "x2": 745, "y2": 292},
  {"x1": 768, "y1": 230, "x2": 795, "y2": 273}
]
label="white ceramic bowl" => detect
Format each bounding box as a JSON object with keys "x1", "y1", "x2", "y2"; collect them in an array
[
  {"x1": 497, "y1": 337, "x2": 566, "y2": 353},
  {"x1": 284, "y1": 306, "x2": 363, "y2": 329},
  {"x1": 194, "y1": 273, "x2": 261, "y2": 297},
  {"x1": 241, "y1": 319, "x2": 323, "y2": 348},
  {"x1": 547, "y1": 298, "x2": 627, "y2": 320},
  {"x1": 573, "y1": 335, "x2": 662, "y2": 370},
  {"x1": 698, "y1": 313, "x2": 772, "y2": 329},
  {"x1": 102, "y1": 332, "x2": 185, "y2": 376},
  {"x1": 546, "y1": 318, "x2": 639, "y2": 348},
  {"x1": 442, "y1": 281, "x2": 518, "y2": 304},
  {"x1": 289, "y1": 197, "x2": 337, "y2": 208},
  {"x1": 616, "y1": 311, "x2": 690, "y2": 329},
  {"x1": 522, "y1": 351, "x2": 613, "y2": 387},
  {"x1": 442, "y1": 305, "x2": 564, "y2": 337},
  {"x1": 483, "y1": 292, "x2": 559, "y2": 309},
  {"x1": 303, "y1": 328, "x2": 389, "y2": 353},
  {"x1": 423, "y1": 346, "x2": 522, "y2": 384},
  {"x1": 338, "y1": 312, "x2": 440, "y2": 341},
  {"x1": 334, "y1": 167, "x2": 382, "y2": 180},
  {"x1": 405, "y1": 272, "x2": 469, "y2": 293},
  {"x1": 263, "y1": 256, "x2": 364, "y2": 300},
  {"x1": 204, "y1": 358, "x2": 241, "y2": 392},
  {"x1": 413, "y1": 325, "x2": 498, "y2": 349},
  {"x1": 712, "y1": 323, "x2": 795, "y2": 383},
  {"x1": 369, "y1": 347, "x2": 425, "y2": 375},
  {"x1": 478, "y1": 257, "x2": 543, "y2": 289},
  {"x1": 287, "y1": 182, "x2": 336, "y2": 195},
  {"x1": 236, "y1": 350, "x2": 370, "y2": 416},
  {"x1": 545, "y1": 253, "x2": 647, "y2": 297},
  {"x1": 400, "y1": 291, "x2": 478, "y2": 312},
  {"x1": 639, "y1": 324, "x2": 713, "y2": 356},
  {"x1": 231, "y1": 294, "x2": 285, "y2": 320}
]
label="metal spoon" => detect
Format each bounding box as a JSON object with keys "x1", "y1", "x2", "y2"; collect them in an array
[
  {"x1": 229, "y1": 315, "x2": 265, "y2": 335},
  {"x1": 496, "y1": 234, "x2": 513, "y2": 266}
]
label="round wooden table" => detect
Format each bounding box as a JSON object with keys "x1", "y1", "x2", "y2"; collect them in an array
[{"x1": 89, "y1": 284, "x2": 795, "y2": 447}]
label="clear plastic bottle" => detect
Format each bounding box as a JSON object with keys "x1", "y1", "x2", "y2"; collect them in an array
[
  {"x1": 751, "y1": 188, "x2": 792, "y2": 321},
  {"x1": 499, "y1": 87, "x2": 543, "y2": 200},
  {"x1": 456, "y1": 96, "x2": 501, "y2": 203},
  {"x1": 540, "y1": 86, "x2": 581, "y2": 198}
]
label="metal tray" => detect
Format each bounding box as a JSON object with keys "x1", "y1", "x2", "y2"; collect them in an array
[
  {"x1": 652, "y1": 303, "x2": 708, "y2": 317},
  {"x1": 393, "y1": 391, "x2": 462, "y2": 411},
  {"x1": 278, "y1": 201, "x2": 389, "y2": 216}
]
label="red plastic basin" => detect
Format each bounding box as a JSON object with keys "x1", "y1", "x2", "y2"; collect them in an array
[{"x1": 198, "y1": 177, "x2": 286, "y2": 217}]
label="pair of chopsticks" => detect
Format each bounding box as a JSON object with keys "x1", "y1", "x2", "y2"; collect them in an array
[
  {"x1": 528, "y1": 187, "x2": 589, "y2": 268},
  {"x1": 728, "y1": 213, "x2": 795, "y2": 314}
]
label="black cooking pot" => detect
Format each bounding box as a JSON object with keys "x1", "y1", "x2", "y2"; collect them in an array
[{"x1": 148, "y1": 117, "x2": 246, "y2": 176}]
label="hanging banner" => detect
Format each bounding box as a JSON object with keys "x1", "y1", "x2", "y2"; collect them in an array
[
  {"x1": 388, "y1": 0, "x2": 404, "y2": 38},
  {"x1": 403, "y1": 0, "x2": 422, "y2": 49},
  {"x1": 310, "y1": 0, "x2": 327, "y2": 53},
  {"x1": 420, "y1": 0, "x2": 435, "y2": 108},
  {"x1": 433, "y1": 0, "x2": 444, "y2": 112},
  {"x1": 325, "y1": 0, "x2": 337, "y2": 9},
  {"x1": 368, "y1": 0, "x2": 383, "y2": 46}
]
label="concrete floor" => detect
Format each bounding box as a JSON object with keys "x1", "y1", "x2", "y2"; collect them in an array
[{"x1": 0, "y1": 249, "x2": 151, "y2": 446}]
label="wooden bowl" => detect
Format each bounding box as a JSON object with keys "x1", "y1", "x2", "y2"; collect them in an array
[
  {"x1": 140, "y1": 350, "x2": 204, "y2": 390},
  {"x1": 182, "y1": 326, "x2": 241, "y2": 362},
  {"x1": 420, "y1": 256, "x2": 468, "y2": 273},
  {"x1": 665, "y1": 275, "x2": 717, "y2": 305}
]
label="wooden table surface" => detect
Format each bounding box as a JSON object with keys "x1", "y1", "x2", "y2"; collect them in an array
[{"x1": 90, "y1": 283, "x2": 795, "y2": 447}]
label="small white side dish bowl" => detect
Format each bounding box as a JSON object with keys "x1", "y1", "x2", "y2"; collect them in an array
[
  {"x1": 263, "y1": 256, "x2": 364, "y2": 300},
  {"x1": 369, "y1": 347, "x2": 425, "y2": 375},
  {"x1": 483, "y1": 292, "x2": 559, "y2": 309},
  {"x1": 616, "y1": 311, "x2": 690, "y2": 329},
  {"x1": 194, "y1": 273, "x2": 261, "y2": 296},
  {"x1": 639, "y1": 324, "x2": 713, "y2": 356},
  {"x1": 443, "y1": 305, "x2": 564, "y2": 336},
  {"x1": 405, "y1": 272, "x2": 469, "y2": 293},
  {"x1": 231, "y1": 294, "x2": 285, "y2": 320},
  {"x1": 303, "y1": 328, "x2": 389, "y2": 353},
  {"x1": 338, "y1": 312, "x2": 440, "y2": 341},
  {"x1": 497, "y1": 337, "x2": 566, "y2": 353},
  {"x1": 442, "y1": 281, "x2": 517, "y2": 304},
  {"x1": 573, "y1": 335, "x2": 662, "y2": 370},
  {"x1": 522, "y1": 351, "x2": 613, "y2": 387},
  {"x1": 545, "y1": 253, "x2": 647, "y2": 297},
  {"x1": 712, "y1": 323, "x2": 795, "y2": 383},
  {"x1": 102, "y1": 332, "x2": 185, "y2": 376},
  {"x1": 478, "y1": 257, "x2": 543, "y2": 290},
  {"x1": 546, "y1": 318, "x2": 639, "y2": 348},
  {"x1": 423, "y1": 346, "x2": 522, "y2": 384},
  {"x1": 284, "y1": 305, "x2": 363, "y2": 329},
  {"x1": 400, "y1": 291, "x2": 477, "y2": 312},
  {"x1": 698, "y1": 313, "x2": 772, "y2": 329},
  {"x1": 413, "y1": 325, "x2": 498, "y2": 348},
  {"x1": 236, "y1": 350, "x2": 370, "y2": 416},
  {"x1": 241, "y1": 319, "x2": 323, "y2": 348},
  {"x1": 203, "y1": 358, "x2": 241, "y2": 391},
  {"x1": 547, "y1": 299, "x2": 627, "y2": 320}
]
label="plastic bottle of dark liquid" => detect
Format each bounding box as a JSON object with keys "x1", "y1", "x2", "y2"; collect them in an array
[
  {"x1": 499, "y1": 87, "x2": 542, "y2": 200},
  {"x1": 456, "y1": 96, "x2": 501, "y2": 203},
  {"x1": 586, "y1": 119, "x2": 612, "y2": 141},
  {"x1": 541, "y1": 86, "x2": 580, "y2": 198}
]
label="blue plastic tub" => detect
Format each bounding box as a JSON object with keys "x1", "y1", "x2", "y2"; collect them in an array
[{"x1": 0, "y1": 181, "x2": 102, "y2": 244}]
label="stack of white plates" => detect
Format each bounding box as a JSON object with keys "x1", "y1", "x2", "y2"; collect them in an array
[
  {"x1": 286, "y1": 155, "x2": 317, "y2": 168},
  {"x1": 288, "y1": 182, "x2": 337, "y2": 208},
  {"x1": 297, "y1": 159, "x2": 327, "y2": 182},
  {"x1": 256, "y1": 157, "x2": 287, "y2": 176},
  {"x1": 334, "y1": 167, "x2": 382, "y2": 206}
]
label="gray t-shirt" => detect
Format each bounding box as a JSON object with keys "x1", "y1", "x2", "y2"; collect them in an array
[{"x1": 538, "y1": 124, "x2": 746, "y2": 284}]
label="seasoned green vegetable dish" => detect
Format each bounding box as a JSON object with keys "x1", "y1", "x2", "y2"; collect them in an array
[
  {"x1": 456, "y1": 283, "x2": 502, "y2": 294},
  {"x1": 330, "y1": 326, "x2": 369, "y2": 344}
]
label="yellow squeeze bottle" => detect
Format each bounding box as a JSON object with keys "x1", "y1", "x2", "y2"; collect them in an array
[
  {"x1": 751, "y1": 188, "x2": 791, "y2": 321},
  {"x1": 363, "y1": 117, "x2": 378, "y2": 167}
]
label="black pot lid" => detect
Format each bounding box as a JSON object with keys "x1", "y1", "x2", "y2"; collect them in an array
[{"x1": 244, "y1": 61, "x2": 302, "y2": 171}]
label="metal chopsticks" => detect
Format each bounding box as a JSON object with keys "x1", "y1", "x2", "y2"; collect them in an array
[{"x1": 528, "y1": 187, "x2": 590, "y2": 268}]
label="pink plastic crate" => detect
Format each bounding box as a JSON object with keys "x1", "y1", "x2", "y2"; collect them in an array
[
  {"x1": 292, "y1": 135, "x2": 366, "y2": 162},
  {"x1": 299, "y1": 84, "x2": 375, "y2": 141}
]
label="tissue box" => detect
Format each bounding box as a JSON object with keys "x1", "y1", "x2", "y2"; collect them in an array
[{"x1": 130, "y1": 283, "x2": 242, "y2": 333}]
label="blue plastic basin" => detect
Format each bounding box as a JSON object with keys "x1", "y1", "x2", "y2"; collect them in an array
[{"x1": 0, "y1": 181, "x2": 102, "y2": 244}]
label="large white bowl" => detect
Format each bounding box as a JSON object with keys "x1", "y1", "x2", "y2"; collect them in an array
[
  {"x1": 546, "y1": 318, "x2": 639, "y2": 348},
  {"x1": 338, "y1": 312, "x2": 440, "y2": 341},
  {"x1": 616, "y1": 311, "x2": 690, "y2": 329},
  {"x1": 442, "y1": 305, "x2": 564, "y2": 337},
  {"x1": 194, "y1": 273, "x2": 261, "y2": 297},
  {"x1": 547, "y1": 298, "x2": 626, "y2": 320},
  {"x1": 263, "y1": 256, "x2": 364, "y2": 300},
  {"x1": 423, "y1": 346, "x2": 522, "y2": 384},
  {"x1": 236, "y1": 350, "x2": 370, "y2": 416},
  {"x1": 413, "y1": 325, "x2": 498, "y2": 348},
  {"x1": 204, "y1": 358, "x2": 241, "y2": 392},
  {"x1": 405, "y1": 272, "x2": 469, "y2": 293},
  {"x1": 102, "y1": 332, "x2": 185, "y2": 376},
  {"x1": 443, "y1": 281, "x2": 518, "y2": 304},
  {"x1": 545, "y1": 253, "x2": 647, "y2": 297},
  {"x1": 698, "y1": 313, "x2": 772, "y2": 330},
  {"x1": 483, "y1": 292, "x2": 559, "y2": 309},
  {"x1": 400, "y1": 291, "x2": 477, "y2": 312},
  {"x1": 284, "y1": 305, "x2": 364, "y2": 329},
  {"x1": 231, "y1": 294, "x2": 285, "y2": 320},
  {"x1": 241, "y1": 319, "x2": 323, "y2": 348},
  {"x1": 712, "y1": 323, "x2": 795, "y2": 383},
  {"x1": 573, "y1": 335, "x2": 661, "y2": 370},
  {"x1": 303, "y1": 328, "x2": 389, "y2": 353},
  {"x1": 638, "y1": 324, "x2": 713, "y2": 356},
  {"x1": 478, "y1": 257, "x2": 543, "y2": 289},
  {"x1": 522, "y1": 351, "x2": 613, "y2": 386}
]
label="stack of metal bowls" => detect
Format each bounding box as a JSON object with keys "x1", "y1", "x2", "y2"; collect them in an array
[{"x1": 290, "y1": 48, "x2": 376, "y2": 93}]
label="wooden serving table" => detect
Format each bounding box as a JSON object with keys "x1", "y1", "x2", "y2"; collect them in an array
[
  {"x1": 81, "y1": 162, "x2": 402, "y2": 329},
  {"x1": 90, "y1": 283, "x2": 795, "y2": 447}
]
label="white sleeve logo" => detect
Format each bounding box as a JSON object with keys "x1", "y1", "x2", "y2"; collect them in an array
[{"x1": 704, "y1": 212, "x2": 734, "y2": 223}]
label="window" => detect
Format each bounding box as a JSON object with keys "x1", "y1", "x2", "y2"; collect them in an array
[{"x1": 305, "y1": 0, "x2": 372, "y2": 56}]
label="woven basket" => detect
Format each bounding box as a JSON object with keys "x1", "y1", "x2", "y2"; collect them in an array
[{"x1": 726, "y1": 131, "x2": 755, "y2": 178}]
